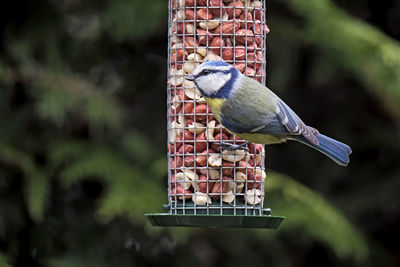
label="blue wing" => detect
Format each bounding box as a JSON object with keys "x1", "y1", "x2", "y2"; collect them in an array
[
  {"x1": 274, "y1": 99, "x2": 319, "y2": 145},
  {"x1": 222, "y1": 97, "x2": 319, "y2": 145},
  {"x1": 219, "y1": 77, "x2": 318, "y2": 144},
  {"x1": 220, "y1": 112, "x2": 287, "y2": 135}
]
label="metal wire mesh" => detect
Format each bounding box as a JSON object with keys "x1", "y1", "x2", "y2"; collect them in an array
[{"x1": 167, "y1": 0, "x2": 269, "y2": 216}]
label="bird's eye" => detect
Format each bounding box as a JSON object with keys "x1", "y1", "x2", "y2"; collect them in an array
[{"x1": 202, "y1": 69, "x2": 210, "y2": 75}]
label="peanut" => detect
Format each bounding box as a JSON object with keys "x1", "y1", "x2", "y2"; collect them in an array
[
  {"x1": 198, "y1": 8, "x2": 213, "y2": 20},
  {"x1": 199, "y1": 20, "x2": 220, "y2": 30},
  {"x1": 192, "y1": 192, "x2": 212, "y2": 205},
  {"x1": 226, "y1": 1, "x2": 244, "y2": 18},
  {"x1": 235, "y1": 29, "x2": 255, "y2": 44}
]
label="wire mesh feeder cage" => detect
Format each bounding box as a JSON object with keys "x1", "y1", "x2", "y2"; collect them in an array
[{"x1": 146, "y1": 0, "x2": 285, "y2": 228}]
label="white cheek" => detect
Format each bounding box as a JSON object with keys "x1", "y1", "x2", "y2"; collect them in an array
[{"x1": 197, "y1": 73, "x2": 231, "y2": 95}]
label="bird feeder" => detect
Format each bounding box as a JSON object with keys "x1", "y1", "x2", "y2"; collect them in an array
[{"x1": 146, "y1": 0, "x2": 284, "y2": 228}]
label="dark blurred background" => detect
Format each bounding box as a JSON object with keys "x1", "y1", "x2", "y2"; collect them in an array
[{"x1": 0, "y1": 0, "x2": 399, "y2": 266}]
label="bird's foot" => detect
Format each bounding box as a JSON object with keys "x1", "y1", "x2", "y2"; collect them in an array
[{"x1": 216, "y1": 141, "x2": 249, "y2": 152}]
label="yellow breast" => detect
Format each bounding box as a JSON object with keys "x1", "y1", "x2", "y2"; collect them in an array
[
  {"x1": 236, "y1": 133, "x2": 286, "y2": 145},
  {"x1": 204, "y1": 97, "x2": 225, "y2": 122}
]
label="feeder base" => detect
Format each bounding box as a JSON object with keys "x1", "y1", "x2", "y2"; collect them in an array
[{"x1": 145, "y1": 213, "x2": 285, "y2": 229}]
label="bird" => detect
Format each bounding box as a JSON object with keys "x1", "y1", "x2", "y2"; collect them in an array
[{"x1": 186, "y1": 60, "x2": 352, "y2": 166}]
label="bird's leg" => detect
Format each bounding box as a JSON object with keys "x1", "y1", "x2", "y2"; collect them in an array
[{"x1": 216, "y1": 141, "x2": 249, "y2": 152}]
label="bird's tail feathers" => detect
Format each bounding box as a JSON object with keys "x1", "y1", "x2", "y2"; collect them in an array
[{"x1": 294, "y1": 134, "x2": 352, "y2": 166}]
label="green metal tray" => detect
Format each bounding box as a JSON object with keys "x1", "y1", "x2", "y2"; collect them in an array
[
  {"x1": 145, "y1": 202, "x2": 285, "y2": 229},
  {"x1": 145, "y1": 213, "x2": 285, "y2": 228}
]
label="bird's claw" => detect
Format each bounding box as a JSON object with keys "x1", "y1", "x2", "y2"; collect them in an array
[{"x1": 216, "y1": 141, "x2": 249, "y2": 152}]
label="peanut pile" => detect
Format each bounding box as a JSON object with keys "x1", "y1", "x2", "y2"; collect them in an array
[{"x1": 168, "y1": 0, "x2": 269, "y2": 208}]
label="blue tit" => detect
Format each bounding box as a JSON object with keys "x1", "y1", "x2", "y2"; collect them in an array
[{"x1": 186, "y1": 60, "x2": 351, "y2": 166}]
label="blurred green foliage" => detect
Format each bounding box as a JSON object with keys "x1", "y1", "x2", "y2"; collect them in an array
[
  {"x1": 267, "y1": 172, "x2": 368, "y2": 261},
  {"x1": 287, "y1": 0, "x2": 400, "y2": 118},
  {"x1": 0, "y1": 0, "x2": 399, "y2": 266}
]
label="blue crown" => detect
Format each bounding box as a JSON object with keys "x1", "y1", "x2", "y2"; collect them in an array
[{"x1": 203, "y1": 60, "x2": 231, "y2": 67}]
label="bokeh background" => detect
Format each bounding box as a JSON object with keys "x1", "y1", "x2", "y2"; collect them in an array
[{"x1": 1, "y1": 0, "x2": 400, "y2": 266}]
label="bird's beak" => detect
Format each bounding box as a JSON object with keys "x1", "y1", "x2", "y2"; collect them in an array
[{"x1": 186, "y1": 74, "x2": 195, "y2": 81}]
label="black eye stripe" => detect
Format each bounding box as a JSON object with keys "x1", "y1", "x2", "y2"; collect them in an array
[{"x1": 194, "y1": 69, "x2": 230, "y2": 79}]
